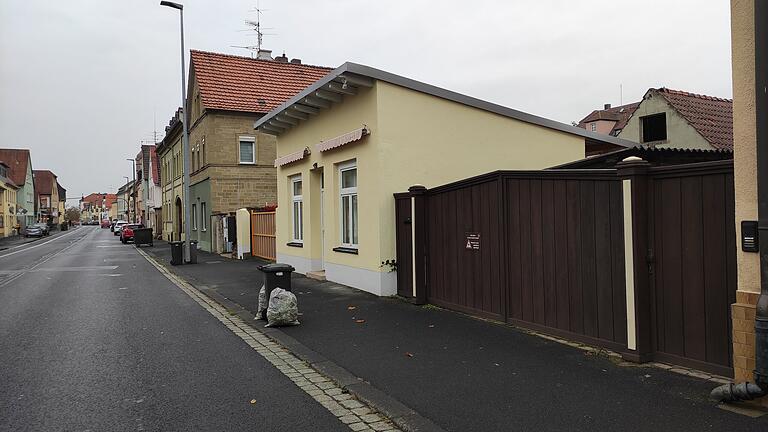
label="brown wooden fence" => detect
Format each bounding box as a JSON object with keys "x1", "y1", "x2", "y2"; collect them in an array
[
  {"x1": 251, "y1": 211, "x2": 276, "y2": 261},
  {"x1": 395, "y1": 160, "x2": 736, "y2": 376}
]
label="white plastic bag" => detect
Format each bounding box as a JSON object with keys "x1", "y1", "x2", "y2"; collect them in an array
[
  {"x1": 265, "y1": 287, "x2": 300, "y2": 327},
  {"x1": 257, "y1": 285, "x2": 267, "y2": 320}
]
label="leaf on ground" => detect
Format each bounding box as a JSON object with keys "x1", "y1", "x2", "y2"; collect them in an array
[
  {"x1": 355, "y1": 319, "x2": 366, "y2": 324},
  {"x1": 250, "y1": 399, "x2": 257, "y2": 404},
  {"x1": 405, "y1": 352, "x2": 414, "y2": 358},
  {"x1": 347, "y1": 306, "x2": 357, "y2": 310}
]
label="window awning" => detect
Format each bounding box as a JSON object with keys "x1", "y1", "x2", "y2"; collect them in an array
[
  {"x1": 274, "y1": 147, "x2": 310, "y2": 167},
  {"x1": 315, "y1": 127, "x2": 370, "y2": 153}
]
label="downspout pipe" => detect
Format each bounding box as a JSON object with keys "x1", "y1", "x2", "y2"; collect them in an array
[{"x1": 711, "y1": 0, "x2": 768, "y2": 402}]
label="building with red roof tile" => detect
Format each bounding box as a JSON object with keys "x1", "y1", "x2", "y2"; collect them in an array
[
  {"x1": 579, "y1": 87, "x2": 733, "y2": 155},
  {"x1": 0, "y1": 148, "x2": 36, "y2": 228},
  {"x1": 157, "y1": 49, "x2": 331, "y2": 251},
  {"x1": 33, "y1": 170, "x2": 61, "y2": 224}
]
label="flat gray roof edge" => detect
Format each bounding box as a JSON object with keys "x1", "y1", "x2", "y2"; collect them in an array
[{"x1": 255, "y1": 62, "x2": 636, "y2": 148}]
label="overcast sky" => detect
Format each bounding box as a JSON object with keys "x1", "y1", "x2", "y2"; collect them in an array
[{"x1": 0, "y1": 0, "x2": 732, "y2": 201}]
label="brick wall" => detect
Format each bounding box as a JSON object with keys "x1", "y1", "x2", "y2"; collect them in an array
[
  {"x1": 732, "y1": 291, "x2": 768, "y2": 407},
  {"x1": 189, "y1": 111, "x2": 277, "y2": 214}
]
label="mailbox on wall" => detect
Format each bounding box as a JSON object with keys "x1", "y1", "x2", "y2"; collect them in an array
[{"x1": 742, "y1": 220, "x2": 759, "y2": 252}]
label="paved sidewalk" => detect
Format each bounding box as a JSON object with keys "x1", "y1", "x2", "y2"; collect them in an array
[{"x1": 142, "y1": 241, "x2": 768, "y2": 432}]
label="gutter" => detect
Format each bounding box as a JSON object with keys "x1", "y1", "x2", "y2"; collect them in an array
[{"x1": 711, "y1": 0, "x2": 768, "y2": 403}]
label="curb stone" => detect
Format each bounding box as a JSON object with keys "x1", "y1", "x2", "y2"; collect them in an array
[{"x1": 137, "y1": 247, "x2": 445, "y2": 432}]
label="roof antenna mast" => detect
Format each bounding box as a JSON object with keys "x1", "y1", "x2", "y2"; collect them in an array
[{"x1": 232, "y1": 1, "x2": 275, "y2": 58}]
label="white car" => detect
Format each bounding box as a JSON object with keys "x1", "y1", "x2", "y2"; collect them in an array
[{"x1": 113, "y1": 221, "x2": 128, "y2": 236}]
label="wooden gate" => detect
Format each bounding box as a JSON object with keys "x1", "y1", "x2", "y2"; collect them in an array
[
  {"x1": 648, "y1": 163, "x2": 736, "y2": 376},
  {"x1": 251, "y1": 211, "x2": 276, "y2": 261},
  {"x1": 395, "y1": 161, "x2": 737, "y2": 375}
]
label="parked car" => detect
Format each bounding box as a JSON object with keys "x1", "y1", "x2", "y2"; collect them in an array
[
  {"x1": 100, "y1": 219, "x2": 111, "y2": 228},
  {"x1": 113, "y1": 221, "x2": 128, "y2": 236},
  {"x1": 24, "y1": 225, "x2": 45, "y2": 237},
  {"x1": 33, "y1": 223, "x2": 50, "y2": 236},
  {"x1": 120, "y1": 223, "x2": 144, "y2": 244}
]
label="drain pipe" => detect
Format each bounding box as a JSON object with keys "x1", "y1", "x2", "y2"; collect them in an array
[{"x1": 711, "y1": 0, "x2": 768, "y2": 402}]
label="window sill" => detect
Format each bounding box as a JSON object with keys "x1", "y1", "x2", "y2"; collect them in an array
[
  {"x1": 333, "y1": 246, "x2": 358, "y2": 255},
  {"x1": 239, "y1": 162, "x2": 256, "y2": 165},
  {"x1": 286, "y1": 242, "x2": 303, "y2": 248}
]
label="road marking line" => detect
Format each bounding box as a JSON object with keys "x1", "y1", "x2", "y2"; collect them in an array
[
  {"x1": 31, "y1": 266, "x2": 119, "y2": 272},
  {"x1": 136, "y1": 248, "x2": 401, "y2": 432},
  {"x1": 0, "y1": 227, "x2": 86, "y2": 259},
  {"x1": 0, "y1": 228, "x2": 97, "y2": 288}
]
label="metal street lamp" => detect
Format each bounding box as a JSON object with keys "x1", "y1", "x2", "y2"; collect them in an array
[
  {"x1": 160, "y1": 0, "x2": 192, "y2": 263},
  {"x1": 127, "y1": 158, "x2": 136, "y2": 223}
]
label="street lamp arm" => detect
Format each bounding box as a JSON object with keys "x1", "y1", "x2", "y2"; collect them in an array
[{"x1": 160, "y1": 1, "x2": 183, "y2": 10}]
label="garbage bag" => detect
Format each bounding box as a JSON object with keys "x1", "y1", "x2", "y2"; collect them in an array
[
  {"x1": 257, "y1": 285, "x2": 267, "y2": 319},
  {"x1": 265, "y1": 287, "x2": 300, "y2": 327}
]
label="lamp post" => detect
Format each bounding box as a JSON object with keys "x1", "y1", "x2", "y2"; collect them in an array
[
  {"x1": 160, "y1": 0, "x2": 191, "y2": 262},
  {"x1": 127, "y1": 158, "x2": 136, "y2": 223}
]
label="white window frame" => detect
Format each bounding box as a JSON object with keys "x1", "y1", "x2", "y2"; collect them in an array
[
  {"x1": 338, "y1": 160, "x2": 358, "y2": 249},
  {"x1": 591, "y1": 123, "x2": 597, "y2": 132},
  {"x1": 201, "y1": 202, "x2": 207, "y2": 231},
  {"x1": 291, "y1": 175, "x2": 303, "y2": 242},
  {"x1": 238, "y1": 136, "x2": 256, "y2": 165},
  {"x1": 191, "y1": 203, "x2": 197, "y2": 230}
]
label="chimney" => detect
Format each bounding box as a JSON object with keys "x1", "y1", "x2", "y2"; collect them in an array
[
  {"x1": 604, "y1": 103, "x2": 612, "y2": 110},
  {"x1": 290, "y1": 58, "x2": 302, "y2": 64},
  {"x1": 257, "y1": 49, "x2": 273, "y2": 60},
  {"x1": 275, "y1": 53, "x2": 289, "y2": 63}
]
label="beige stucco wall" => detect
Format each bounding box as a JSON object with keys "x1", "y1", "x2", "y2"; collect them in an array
[
  {"x1": 274, "y1": 80, "x2": 585, "y2": 295},
  {"x1": 732, "y1": 0, "x2": 758, "y2": 295},
  {"x1": 618, "y1": 92, "x2": 714, "y2": 150}
]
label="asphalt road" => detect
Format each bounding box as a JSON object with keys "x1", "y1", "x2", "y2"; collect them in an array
[{"x1": 0, "y1": 226, "x2": 346, "y2": 431}]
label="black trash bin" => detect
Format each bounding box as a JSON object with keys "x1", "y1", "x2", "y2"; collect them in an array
[
  {"x1": 259, "y1": 263, "x2": 295, "y2": 319},
  {"x1": 134, "y1": 228, "x2": 153, "y2": 247},
  {"x1": 170, "y1": 241, "x2": 184, "y2": 266}
]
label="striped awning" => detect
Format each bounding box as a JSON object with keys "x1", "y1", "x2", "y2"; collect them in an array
[
  {"x1": 316, "y1": 126, "x2": 370, "y2": 153},
  {"x1": 274, "y1": 147, "x2": 310, "y2": 167}
]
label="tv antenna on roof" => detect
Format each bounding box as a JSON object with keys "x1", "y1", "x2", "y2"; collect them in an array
[{"x1": 232, "y1": 1, "x2": 276, "y2": 57}]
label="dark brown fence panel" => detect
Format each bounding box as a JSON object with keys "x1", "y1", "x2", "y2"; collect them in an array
[
  {"x1": 649, "y1": 164, "x2": 736, "y2": 376},
  {"x1": 504, "y1": 175, "x2": 627, "y2": 349},
  {"x1": 394, "y1": 195, "x2": 413, "y2": 298},
  {"x1": 425, "y1": 178, "x2": 504, "y2": 320}
]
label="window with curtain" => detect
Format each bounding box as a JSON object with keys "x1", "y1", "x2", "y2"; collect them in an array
[
  {"x1": 239, "y1": 136, "x2": 256, "y2": 164},
  {"x1": 201, "y1": 202, "x2": 207, "y2": 231}
]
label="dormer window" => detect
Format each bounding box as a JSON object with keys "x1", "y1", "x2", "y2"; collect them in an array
[
  {"x1": 641, "y1": 113, "x2": 667, "y2": 143},
  {"x1": 590, "y1": 123, "x2": 597, "y2": 132}
]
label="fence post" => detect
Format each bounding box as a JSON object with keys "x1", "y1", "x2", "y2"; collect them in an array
[
  {"x1": 616, "y1": 157, "x2": 654, "y2": 363},
  {"x1": 409, "y1": 185, "x2": 428, "y2": 304}
]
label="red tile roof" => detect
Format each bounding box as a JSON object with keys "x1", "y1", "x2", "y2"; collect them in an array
[
  {"x1": 655, "y1": 87, "x2": 733, "y2": 150},
  {"x1": 33, "y1": 170, "x2": 56, "y2": 196},
  {"x1": 578, "y1": 102, "x2": 640, "y2": 135},
  {"x1": 0, "y1": 148, "x2": 31, "y2": 187},
  {"x1": 190, "y1": 50, "x2": 333, "y2": 113},
  {"x1": 81, "y1": 193, "x2": 117, "y2": 209}
]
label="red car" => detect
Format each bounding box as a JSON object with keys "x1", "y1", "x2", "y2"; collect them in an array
[
  {"x1": 100, "y1": 219, "x2": 111, "y2": 228},
  {"x1": 120, "y1": 223, "x2": 144, "y2": 244}
]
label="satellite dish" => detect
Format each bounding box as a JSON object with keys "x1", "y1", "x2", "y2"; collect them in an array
[{"x1": 20, "y1": 208, "x2": 27, "y2": 214}]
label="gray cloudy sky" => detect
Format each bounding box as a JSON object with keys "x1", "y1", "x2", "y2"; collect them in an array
[{"x1": 0, "y1": 0, "x2": 732, "y2": 201}]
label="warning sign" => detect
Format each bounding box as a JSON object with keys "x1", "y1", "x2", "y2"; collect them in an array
[{"x1": 465, "y1": 232, "x2": 480, "y2": 250}]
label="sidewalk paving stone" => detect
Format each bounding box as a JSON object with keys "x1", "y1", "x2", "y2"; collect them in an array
[{"x1": 141, "y1": 241, "x2": 768, "y2": 432}]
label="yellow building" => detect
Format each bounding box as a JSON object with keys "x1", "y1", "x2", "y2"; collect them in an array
[
  {"x1": 729, "y1": 0, "x2": 767, "y2": 404},
  {"x1": 0, "y1": 162, "x2": 19, "y2": 237},
  {"x1": 256, "y1": 63, "x2": 633, "y2": 296},
  {"x1": 157, "y1": 108, "x2": 185, "y2": 241}
]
